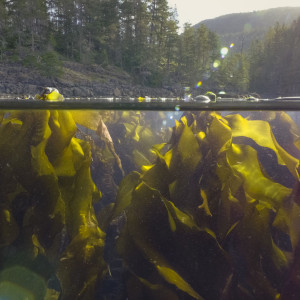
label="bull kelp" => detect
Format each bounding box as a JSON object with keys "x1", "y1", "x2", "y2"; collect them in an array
[{"x1": 0, "y1": 107, "x2": 300, "y2": 300}]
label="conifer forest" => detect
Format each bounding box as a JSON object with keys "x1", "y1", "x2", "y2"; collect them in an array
[{"x1": 1, "y1": 1, "x2": 300, "y2": 95}]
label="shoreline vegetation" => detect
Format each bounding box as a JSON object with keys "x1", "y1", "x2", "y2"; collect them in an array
[{"x1": 1, "y1": 3, "x2": 300, "y2": 97}]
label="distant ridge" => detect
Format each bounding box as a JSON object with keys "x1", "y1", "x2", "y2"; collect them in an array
[{"x1": 194, "y1": 7, "x2": 300, "y2": 51}]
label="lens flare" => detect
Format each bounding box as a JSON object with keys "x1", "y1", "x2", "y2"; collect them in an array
[
  {"x1": 213, "y1": 60, "x2": 220, "y2": 68},
  {"x1": 196, "y1": 81, "x2": 202, "y2": 88},
  {"x1": 220, "y1": 47, "x2": 229, "y2": 56},
  {"x1": 230, "y1": 43, "x2": 235, "y2": 48}
]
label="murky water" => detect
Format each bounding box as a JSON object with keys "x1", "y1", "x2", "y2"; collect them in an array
[{"x1": 0, "y1": 100, "x2": 300, "y2": 300}]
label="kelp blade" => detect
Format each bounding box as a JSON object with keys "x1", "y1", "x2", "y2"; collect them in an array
[{"x1": 0, "y1": 108, "x2": 300, "y2": 300}]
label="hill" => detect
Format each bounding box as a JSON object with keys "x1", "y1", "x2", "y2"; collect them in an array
[{"x1": 195, "y1": 7, "x2": 300, "y2": 51}]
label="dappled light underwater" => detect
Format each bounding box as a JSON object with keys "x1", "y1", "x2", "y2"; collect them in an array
[{"x1": 1, "y1": 109, "x2": 300, "y2": 300}]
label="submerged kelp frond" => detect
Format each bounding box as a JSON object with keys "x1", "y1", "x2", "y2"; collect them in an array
[
  {"x1": 2, "y1": 108, "x2": 300, "y2": 299},
  {"x1": 0, "y1": 110, "x2": 106, "y2": 300},
  {"x1": 71, "y1": 110, "x2": 168, "y2": 176},
  {"x1": 115, "y1": 111, "x2": 300, "y2": 300},
  {"x1": 115, "y1": 180, "x2": 229, "y2": 300}
]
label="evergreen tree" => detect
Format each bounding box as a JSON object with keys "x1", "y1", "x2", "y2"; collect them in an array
[
  {"x1": 177, "y1": 23, "x2": 195, "y2": 84},
  {"x1": 0, "y1": 0, "x2": 8, "y2": 60},
  {"x1": 120, "y1": 0, "x2": 150, "y2": 72},
  {"x1": 5, "y1": 0, "x2": 50, "y2": 59},
  {"x1": 162, "y1": 11, "x2": 179, "y2": 84},
  {"x1": 177, "y1": 23, "x2": 220, "y2": 88},
  {"x1": 216, "y1": 52, "x2": 249, "y2": 93},
  {"x1": 248, "y1": 39, "x2": 265, "y2": 93},
  {"x1": 146, "y1": 0, "x2": 176, "y2": 86},
  {"x1": 285, "y1": 18, "x2": 300, "y2": 94}
]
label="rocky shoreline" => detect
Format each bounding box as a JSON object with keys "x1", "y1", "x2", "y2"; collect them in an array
[{"x1": 0, "y1": 61, "x2": 182, "y2": 98}]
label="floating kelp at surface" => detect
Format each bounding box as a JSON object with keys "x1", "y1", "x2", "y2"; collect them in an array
[
  {"x1": 0, "y1": 110, "x2": 106, "y2": 299},
  {"x1": 113, "y1": 111, "x2": 300, "y2": 299}
]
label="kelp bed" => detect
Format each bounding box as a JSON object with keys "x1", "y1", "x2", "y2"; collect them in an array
[{"x1": 0, "y1": 109, "x2": 300, "y2": 300}]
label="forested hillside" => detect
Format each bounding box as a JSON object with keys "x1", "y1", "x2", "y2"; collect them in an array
[
  {"x1": 195, "y1": 7, "x2": 300, "y2": 52},
  {"x1": 0, "y1": 0, "x2": 185, "y2": 88},
  {"x1": 248, "y1": 19, "x2": 300, "y2": 96},
  {"x1": 1, "y1": 2, "x2": 300, "y2": 97}
]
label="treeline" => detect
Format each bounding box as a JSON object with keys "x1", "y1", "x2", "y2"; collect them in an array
[
  {"x1": 1, "y1": 1, "x2": 300, "y2": 95},
  {"x1": 213, "y1": 17, "x2": 300, "y2": 97},
  {"x1": 0, "y1": 0, "x2": 220, "y2": 87},
  {"x1": 248, "y1": 18, "x2": 300, "y2": 96}
]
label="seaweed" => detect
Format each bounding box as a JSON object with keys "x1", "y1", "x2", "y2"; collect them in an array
[
  {"x1": 113, "y1": 111, "x2": 300, "y2": 300},
  {"x1": 1, "y1": 108, "x2": 300, "y2": 300},
  {"x1": 0, "y1": 110, "x2": 106, "y2": 299}
]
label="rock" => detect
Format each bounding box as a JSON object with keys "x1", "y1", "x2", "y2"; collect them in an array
[
  {"x1": 72, "y1": 87, "x2": 82, "y2": 97},
  {"x1": 88, "y1": 89, "x2": 95, "y2": 97},
  {"x1": 0, "y1": 61, "x2": 182, "y2": 98},
  {"x1": 113, "y1": 87, "x2": 121, "y2": 97}
]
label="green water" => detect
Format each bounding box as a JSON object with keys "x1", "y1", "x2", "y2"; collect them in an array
[{"x1": 0, "y1": 105, "x2": 300, "y2": 300}]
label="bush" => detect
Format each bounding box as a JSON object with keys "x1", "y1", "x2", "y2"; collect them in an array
[
  {"x1": 23, "y1": 51, "x2": 63, "y2": 78},
  {"x1": 39, "y1": 51, "x2": 63, "y2": 78}
]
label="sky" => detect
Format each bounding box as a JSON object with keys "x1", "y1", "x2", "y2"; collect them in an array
[{"x1": 168, "y1": 0, "x2": 300, "y2": 28}]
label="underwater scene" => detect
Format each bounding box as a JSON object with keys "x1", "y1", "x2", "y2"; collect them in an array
[{"x1": 1, "y1": 106, "x2": 300, "y2": 300}]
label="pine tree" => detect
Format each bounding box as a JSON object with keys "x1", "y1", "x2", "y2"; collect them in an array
[
  {"x1": 248, "y1": 39, "x2": 265, "y2": 93},
  {"x1": 0, "y1": 0, "x2": 8, "y2": 60},
  {"x1": 5, "y1": 0, "x2": 50, "y2": 58},
  {"x1": 177, "y1": 24, "x2": 195, "y2": 84},
  {"x1": 285, "y1": 19, "x2": 300, "y2": 94}
]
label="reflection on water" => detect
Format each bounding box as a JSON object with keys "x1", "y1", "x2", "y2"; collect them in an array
[{"x1": 0, "y1": 108, "x2": 300, "y2": 299}]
